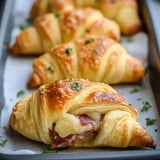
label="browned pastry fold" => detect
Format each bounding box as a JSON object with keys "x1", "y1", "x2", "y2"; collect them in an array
[
  {"x1": 30, "y1": 0, "x2": 141, "y2": 35},
  {"x1": 27, "y1": 36, "x2": 145, "y2": 88},
  {"x1": 10, "y1": 8, "x2": 120, "y2": 55},
  {"x1": 9, "y1": 79, "x2": 156, "y2": 149}
]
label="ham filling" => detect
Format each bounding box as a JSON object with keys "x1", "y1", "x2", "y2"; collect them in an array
[{"x1": 49, "y1": 114, "x2": 104, "y2": 147}]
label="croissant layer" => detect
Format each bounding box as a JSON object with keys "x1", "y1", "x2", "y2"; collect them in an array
[
  {"x1": 9, "y1": 79, "x2": 156, "y2": 149},
  {"x1": 10, "y1": 8, "x2": 120, "y2": 55},
  {"x1": 30, "y1": 0, "x2": 141, "y2": 35},
  {"x1": 27, "y1": 36, "x2": 145, "y2": 88}
]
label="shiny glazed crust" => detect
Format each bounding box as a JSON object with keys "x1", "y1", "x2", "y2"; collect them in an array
[
  {"x1": 27, "y1": 36, "x2": 145, "y2": 88},
  {"x1": 30, "y1": 0, "x2": 141, "y2": 35},
  {"x1": 10, "y1": 8, "x2": 120, "y2": 55},
  {"x1": 9, "y1": 79, "x2": 156, "y2": 149}
]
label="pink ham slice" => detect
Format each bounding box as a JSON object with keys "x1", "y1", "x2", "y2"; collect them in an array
[{"x1": 49, "y1": 114, "x2": 104, "y2": 148}]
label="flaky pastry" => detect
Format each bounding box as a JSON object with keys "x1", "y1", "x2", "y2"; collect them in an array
[
  {"x1": 30, "y1": 0, "x2": 141, "y2": 35},
  {"x1": 27, "y1": 36, "x2": 145, "y2": 88},
  {"x1": 10, "y1": 8, "x2": 120, "y2": 55},
  {"x1": 10, "y1": 79, "x2": 156, "y2": 149}
]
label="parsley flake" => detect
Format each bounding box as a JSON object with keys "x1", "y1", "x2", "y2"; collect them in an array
[
  {"x1": 43, "y1": 145, "x2": 67, "y2": 153},
  {"x1": 53, "y1": 12, "x2": 60, "y2": 18},
  {"x1": 17, "y1": 90, "x2": 25, "y2": 98},
  {"x1": 126, "y1": 37, "x2": 132, "y2": 42},
  {"x1": 65, "y1": 48, "x2": 72, "y2": 55},
  {"x1": 141, "y1": 101, "x2": 152, "y2": 112},
  {"x1": 66, "y1": 77, "x2": 72, "y2": 82},
  {"x1": 0, "y1": 138, "x2": 7, "y2": 147},
  {"x1": 84, "y1": 38, "x2": 94, "y2": 44},
  {"x1": 40, "y1": 90, "x2": 46, "y2": 95},
  {"x1": 43, "y1": 145, "x2": 54, "y2": 153},
  {"x1": 18, "y1": 24, "x2": 28, "y2": 30},
  {"x1": 93, "y1": 48, "x2": 98, "y2": 54},
  {"x1": 130, "y1": 88, "x2": 140, "y2": 93},
  {"x1": 70, "y1": 82, "x2": 83, "y2": 91},
  {"x1": 146, "y1": 118, "x2": 157, "y2": 126},
  {"x1": 47, "y1": 66, "x2": 54, "y2": 73}
]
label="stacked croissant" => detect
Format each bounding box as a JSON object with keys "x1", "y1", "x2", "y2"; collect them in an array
[{"x1": 9, "y1": 0, "x2": 156, "y2": 150}]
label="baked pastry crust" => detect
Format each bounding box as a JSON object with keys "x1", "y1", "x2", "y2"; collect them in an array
[
  {"x1": 27, "y1": 36, "x2": 145, "y2": 88},
  {"x1": 10, "y1": 8, "x2": 120, "y2": 55},
  {"x1": 30, "y1": 0, "x2": 141, "y2": 35},
  {"x1": 9, "y1": 79, "x2": 156, "y2": 149}
]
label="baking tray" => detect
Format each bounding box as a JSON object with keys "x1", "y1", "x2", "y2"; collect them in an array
[{"x1": 0, "y1": 0, "x2": 160, "y2": 159}]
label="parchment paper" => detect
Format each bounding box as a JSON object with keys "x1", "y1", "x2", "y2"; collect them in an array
[{"x1": 0, "y1": 0, "x2": 160, "y2": 155}]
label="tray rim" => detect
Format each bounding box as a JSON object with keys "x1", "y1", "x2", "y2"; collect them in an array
[{"x1": 0, "y1": 0, "x2": 160, "y2": 159}]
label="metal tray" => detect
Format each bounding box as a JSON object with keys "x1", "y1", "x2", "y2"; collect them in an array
[{"x1": 0, "y1": 0, "x2": 160, "y2": 159}]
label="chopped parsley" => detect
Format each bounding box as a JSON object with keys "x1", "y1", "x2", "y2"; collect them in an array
[
  {"x1": 66, "y1": 77, "x2": 72, "y2": 82},
  {"x1": 70, "y1": 82, "x2": 83, "y2": 91},
  {"x1": 18, "y1": 24, "x2": 28, "y2": 30},
  {"x1": 53, "y1": 12, "x2": 61, "y2": 18},
  {"x1": 43, "y1": 145, "x2": 54, "y2": 153},
  {"x1": 126, "y1": 37, "x2": 132, "y2": 42},
  {"x1": 47, "y1": 66, "x2": 54, "y2": 73},
  {"x1": 141, "y1": 101, "x2": 152, "y2": 112},
  {"x1": 130, "y1": 88, "x2": 140, "y2": 93},
  {"x1": 0, "y1": 137, "x2": 7, "y2": 147},
  {"x1": 93, "y1": 48, "x2": 98, "y2": 54},
  {"x1": 65, "y1": 48, "x2": 72, "y2": 55},
  {"x1": 17, "y1": 90, "x2": 25, "y2": 98},
  {"x1": 43, "y1": 145, "x2": 67, "y2": 153},
  {"x1": 84, "y1": 38, "x2": 94, "y2": 44},
  {"x1": 146, "y1": 118, "x2": 157, "y2": 126},
  {"x1": 40, "y1": 90, "x2": 46, "y2": 95}
]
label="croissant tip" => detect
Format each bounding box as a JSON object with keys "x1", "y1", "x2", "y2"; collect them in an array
[{"x1": 27, "y1": 73, "x2": 42, "y2": 88}]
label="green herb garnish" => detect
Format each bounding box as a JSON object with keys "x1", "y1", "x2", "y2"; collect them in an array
[
  {"x1": 66, "y1": 77, "x2": 72, "y2": 82},
  {"x1": 43, "y1": 145, "x2": 54, "y2": 153},
  {"x1": 130, "y1": 88, "x2": 140, "y2": 94},
  {"x1": 18, "y1": 24, "x2": 28, "y2": 30},
  {"x1": 93, "y1": 48, "x2": 98, "y2": 54},
  {"x1": 0, "y1": 137, "x2": 7, "y2": 147},
  {"x1": 43, "y1": 145, "x2": 67, "y2": 153},
  {"x1": 65, "y1": 48, "x2": 72, "y2": 55},
  {"x1": 84, "y1": 38, "x2": 94, "y2": 44},
  {"x1": 17, "y1": 90, "x2": 25, "y2": 98},
  {"x1": 40, "y1": 90, "x2": 46, "y2": 95},
  {"x1": 70, "y1": 82, "x2": 83, "y2": 91},
  {"x1": 146, "y1": 118, "x2": 157, "y2": 126},
  {"x1": 47, "y1": 66, "x2": 54, "y2": 73},
  {"x1": 126, "y1": 37, "x2": 132, "y2": 42},
  {"x1": 53, "y1": 12, "x2": 61, "y2": 18},
  {"x1": 141, "y1": 101, "x2": 152, "y2": 112}
]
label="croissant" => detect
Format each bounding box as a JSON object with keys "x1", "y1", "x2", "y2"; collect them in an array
[
  {"x1": 27, "y1": 36, "x2": 145, "y2": 88},
  {"x1": 30, "y1": 0, "x2": 141, "y2": 35},
  {"x1": 10, "y1": 8, "x2": 120, "y2": 55},
  {"x1": 9, "y1": 79, "x2": 156, "y2": 149}
]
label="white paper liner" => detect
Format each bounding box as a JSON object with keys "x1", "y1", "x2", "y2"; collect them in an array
[{"x1": 0, "y1": 0, "x2": 160, "y2": 155}]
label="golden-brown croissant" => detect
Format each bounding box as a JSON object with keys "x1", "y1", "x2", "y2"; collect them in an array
[
  {"x1": 10, "y1": 8, "x2": 120, "y2": 55},
  {"x1": 9, "y1": 79, "x2": 156, "y2": 149},
  {"x1": 30, "y1": 0, "x2": 141, "y2": 35},
  {"x1": 27, "y1": 36, "x2": 145, "y2": 88}
]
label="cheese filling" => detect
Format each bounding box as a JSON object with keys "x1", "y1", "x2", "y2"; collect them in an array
[{"x1": 49, "y1": 114, "x2": 104, "y2": 147}]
